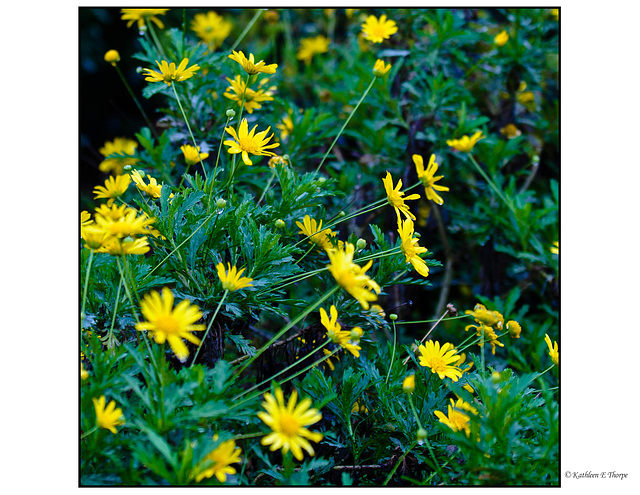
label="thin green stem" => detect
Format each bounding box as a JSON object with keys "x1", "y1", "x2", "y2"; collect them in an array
[
  {"x1": 81, "y1": 426, "x2": 99, "y2": 440},
  {"x1": 395, "y1": 315, "x2": 470, "y2": 325},
  {"x1": 114, "y1": 64, "x2": 158, "y2": 140},
  {"x1": 81, "y1": 249, "x2": 94, "y2": 326},
  {"x1": 383, "y1": 440, "x2": 418, "y2": 485},
  {"x1": 171, "y1": 83, "x2": 208, "y2": 185},
  {"x1": 225, "y1": 73, "x2": 251, "y2": 198},
  {"x1": 385, "y1": 319, "x2": 398, "y2": 385},
  {"x1": 480, "y1": 325, "x2": 486, "y2": 378},
  {"x1": 238, "y1": 286, "x2": 340, "y2": 375},
  {"x1": 107, "y1": 277, "x2": 124, "y2": 350},
  {"x1": 468, "y1": 152, "x2": 517, "y2": 216},
  {"x1": 257, "y1": 169, "x2": 277, "y2": 204},
  {"x1": 208, "y1": 115, "x2": 232, "y2": 212},
  {"x1": 147, "y1": 22, "x2": 167, "y2": 60},
  {"x1": 191, "y1": 290, "x2": 229, "y2": 367},
  {"x1": 230, "y1": 9, "x2": 264, "y2": 52},
  {"x1": 315, "y1": 76, "x2": 377, "y2": 174},
  {"x1": 233, "y1": 340, "x2": 331, "y2": 402},
  {"x1": 407, "y1": 395, "x2": 443, "y2": 479}
]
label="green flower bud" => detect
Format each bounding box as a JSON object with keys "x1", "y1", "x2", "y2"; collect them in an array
[
  {"x1": 275, "y1": 219, "x2": 285, "y2": 229},
  {"x1": 226, "y1": 108, "x2": 236, "y2": 119},
  {"x1": 216, "y1": 198, "x2": 227, "y2": 209},
  {"x1": 389, "y1": 313, "x2": 398, "y2": 321},
  {"x1": 417, "y1": 428, "x2": 428, "y2": 440},
  {"x1": 356, "y1": 238, "x2": 367, "y2": 250},
  {"x1": 338, "y1": 211, "x2": 346, "y2": 217}
]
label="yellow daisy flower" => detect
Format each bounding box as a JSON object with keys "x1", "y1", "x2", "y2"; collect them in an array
[
  {"x1": 223, "y1": 75, "x2": 276, "y2": 114},
  {"x1": 544, "y1": 334, "x2": 559, "y2": 366},
  {"x1": 194, "y1": 437, "x2": 242, "y2": 483},
  {"x1": 446, "y1": 131, "x2": 485, "y2": 153},
  {"x1": 327, "y1": 242, "x2": 381, "y2": 310},
  {"x1": 81, "y1": 362, "x2": 89, "y2": 380},
  {"x1": 223, "y1": 118, "x2": 279, "y2": 166},
  {"x1": 99, "y1": 236, "x2": 151, "y2": 256},
  {"x1": 295, "y1": 215, "x2": 333, "y2": 251},
  {"x1": 361, "y1": 14, "x2": 398, "y2": 43},
  {"x1": 99, "y1": 137, "x2": 139, "y2": 175},
  {"x1": 143, "y1": 58, "x2": 201, "y2": 86},
  {"x1": 216, "y1": 263, "x2": 254, "y2": 291},
  {"x1": 81, "y1": 210, "x2": 92, "y2": 227},
  {"x1": 121, "y1": 8, "x2": 169, "y2": 30},
  {"x1": 382, "y1": 171, "x2": 421, "y2": 222},
  {"x1": 372, "y1": 59, "x2": 392, "y2": 77},
  {"x1": 130, "y1": 170, "x2": 169, "y2": 199},
  {"x1": 418, "y1": 341, "x2": 463, "y2": 381},
  {"x1": 276, "y1": 113, "x2": 294, "y2": 140},
  {"x1": 135, "y1": 287, "x2": 206, "y2": 362},
  {"x1": 257, "y1": 387, "x2": 323, "y2": 461},
  {"x1": 413, "y1": 154, "x2": 449, "y2": 205},
  {"x1": 92, "y1": 396, "x2": 125, "y2": 434},
  {"x1": 494, "y1": 30, "x2": 509, "y2": 46},
  {"x1": 190, "y1": 11, "x2": 232, "y2": 49},
  {"x1": 397, "y1": 218, "x2": 429, "y2": 277},
  {"x1": 296, "y1": 35, "x2": 330, "y2": 65},
  {"x1": 93, "y1": 174, "x2": 131, "y2": 206},
  {"x1": 228, "y1": 50, "x2": 278, "y2": 75},
  {"x1": 434, "y1": 398, "x2": 478, "y2": 437},
  {"x1": 94, "y1": 203, "x2": 129, "y2": 221},
  {"x1": 181, "y1": 144, "x2": 209, "y2": 165},
  {"x1": 92, "y1": 207, "x2": 155, "y2": 239},
  {"x1": 319, "y1": 305, "x2": 362, "y2": 358}
]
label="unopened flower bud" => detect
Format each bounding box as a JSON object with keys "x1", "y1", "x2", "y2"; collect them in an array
[
  {"x1": 350, "y1": 327, "x2": 363, "y2": 342},
  {"x1": 275, "y1": 219, "x2": 285, "y2": 229},
  {"x1": 506, "y1": 320, "x2": 522, "y2": 339},
  {"x1": 226, "y1": 108, "x2": 236, "y2": 119},
  {"x1": 136, "y1": 66, "x2": 143, "y2": 74},
  {"x1": 389, "y1": 313, "x2": 398, "y2": 321},
  {"x1": 338, "y1": 211, "x2": 346, "y2": 217},
  {"x1": 491, "y1": 371, "x2": 501, "y2": 384},
  {"x1": 104, "y1": 49, "x2": 120, "y2": 66},
  {"x1": 123, "y1": 164, "x2": 132, "y2": 171},
  {"x1": 417, "y1": 428, "x2": 428, "y2": 440},
  {"x1": 402, "y1": 374, "x2": 415, "y2": 394},
  {"x1": 356, "y1": 238, "x2": 367, "y2": 250},
  {"x1": 216, "y1": 198, "x2": 227, "y2": 209}
]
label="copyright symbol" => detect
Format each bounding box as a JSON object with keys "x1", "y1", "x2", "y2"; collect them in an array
[{"x1": 565, "y1": 471, "x2": 571, "y2": 478}]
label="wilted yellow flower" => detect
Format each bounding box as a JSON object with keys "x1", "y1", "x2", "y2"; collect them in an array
[
  {"x1": 372, "y1": 59, "x2": 392, "y2": 77},
  {"x1": 397, "y1": 218, "x2": 429, "y2": 277},
  {"x1": 361, "y1": 14, "x2": 398, "y2": 43},
  {"x1": 465, "y1": 323, "x2": 505, "y2": 355},
  {"x1": 104, "y1": 49, "x2": 120, "y2": 66},
  {"x1": 92, "y1": 396, "x2": 125, "y2": 434},
  {"x1": 434, "y1": 398, "x2": 478, "y2": 437},
  {"x1": 216, "y1": 263, "x2": 254, "y2": 291},
  {"x1": 181, "y1": 144, "x2": 209, "y2": 165},
  {"x1": 506, "y1": 320, "x2": 522, "y2": 339},
  {"x1": 228, "y1": 50, "x2": 277, "y2": 75},
  {"x1": 413, "y1": 154, "x2": 449, "y2": 205},
  {"x1": 500, "y1": 123, "x2": 521, "y2": 139},
  {"x1": 99, "y1": 137, "x2": 139, "y2": 175},
  {"x1": 191, "y1": 11, "x2": 232, "y2": 49},
  {"x1": 268, "y1": 155, "x2": 287, "y2": 169},
  {"x1": 297, "y1": 35, "x2": 330, "y2": 65},
  {"x1": 143, "y1": 59, "x2": 201, "y2": 86},
  {"x1": 135, "y1": 287, "x2": 206, "y2": 362},
  {"x1": 494, "y1": 30, "x2": 509, "y2": 46},
  {"x1": 465, "y1": 304, "x2": 504, "y2": 329},
  {"x1": 194, "y1": 437, "x2": 242, "y2": 483},
  {"x1": 446, "y1": 131, "x2": 484, "y2": 153},
  {"x1": 257, "y1": 388, "x2": 323, "y2": 461},
  {"x1": 327, "y1": 242, "x2": 381, "y2": 310},
  {"x1": 93, "y1": 174, "x2": 131, "y2": 206},
  {"x1": 223, "y1": 75, "x2": 276, "y2": 114},
  {"x1": 418, "y1": 341, "x2": 463, "y2": 382},
  {"x1": 544, "y1": 334, "x2": 559, "y2": 366},
  {"x1": 382, "y1": 171, "x2": 421, "y2": 222},
  {"x1": 223, "y1": 118, "x2": 279, "y2": 166},
  {"x1": 121, "y1": 8, "x2": 169, "y2": 30}
]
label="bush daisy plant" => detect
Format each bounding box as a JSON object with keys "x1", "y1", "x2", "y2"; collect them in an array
[{"x1": 81, "y1": 7, "x2": 559, "y2": 486}]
